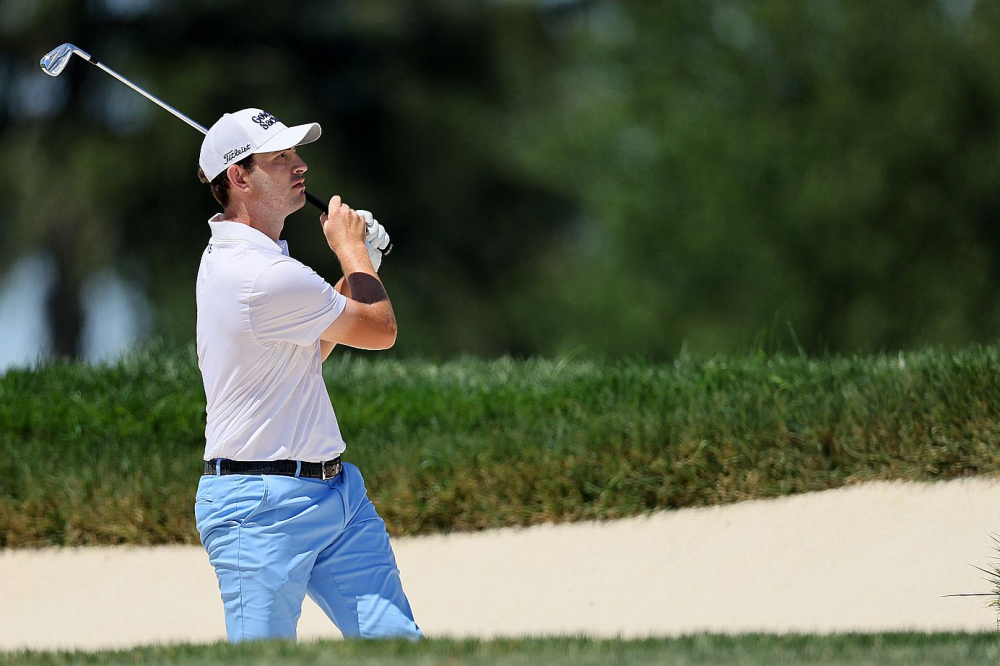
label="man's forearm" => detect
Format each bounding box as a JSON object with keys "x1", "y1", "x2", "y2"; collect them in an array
[
  {"x1": 346, "y1": 272, "x2": 388, "y2": 305},
  {"x1": 338, "y1": 244, "x2": 394, "y2": 330}
]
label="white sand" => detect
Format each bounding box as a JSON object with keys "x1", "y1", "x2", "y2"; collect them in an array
[{"x1": 2, "y1": 478, "x2": 999, "y2": 651}]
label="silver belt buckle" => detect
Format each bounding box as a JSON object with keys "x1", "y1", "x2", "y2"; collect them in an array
[{"x1": 322, "y1": 460, "x2": 339, "y2": 480}]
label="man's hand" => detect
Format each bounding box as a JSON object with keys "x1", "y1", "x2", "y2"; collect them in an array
[
  {"x1": 321, "y1": 195, "x2": 368, "y2": 263},
  {"x1": 319, "y1": 196, "x2": 396, "y2": 351},
  {"x1": 357, "y1": 210, "x2": 390, "y2": 272}
]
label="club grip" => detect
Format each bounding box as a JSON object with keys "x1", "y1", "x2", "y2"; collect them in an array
[{"x1": 306, "y1": 190, "x2": 393, "y2": 256}]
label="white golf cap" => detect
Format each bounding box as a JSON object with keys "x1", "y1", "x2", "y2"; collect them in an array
[{"x1": 199, "y1": 108, "x2": 321, "y2": 181}]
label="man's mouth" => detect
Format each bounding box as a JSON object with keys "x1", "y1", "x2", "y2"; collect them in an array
[{"x1": 292, "y1": 180, "x2": 305, "y2": 191}]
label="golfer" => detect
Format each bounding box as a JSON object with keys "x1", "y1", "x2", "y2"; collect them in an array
[{"x1": 192, "y1": 108, "x2": 421, "y2": 642}]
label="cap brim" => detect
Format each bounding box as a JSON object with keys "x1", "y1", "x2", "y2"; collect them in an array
[{"x1": 253, "y1": 122, "x2": 321, "y2": 154}]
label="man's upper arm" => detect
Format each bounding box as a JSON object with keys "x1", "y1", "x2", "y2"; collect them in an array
[
  {"x1": 320, "y1": 277, "x2": 351, "y2": 361},
  {"x1": 250, "y1": 260, "x2": 346, "y2": 346}
]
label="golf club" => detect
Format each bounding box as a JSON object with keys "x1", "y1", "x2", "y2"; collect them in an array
[{"x1": 39, "y1": 43, "x2": 391, "y2": 255}]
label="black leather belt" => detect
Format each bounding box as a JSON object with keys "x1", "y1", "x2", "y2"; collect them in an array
[{"x1": 203, "y1": 457, "x2": 343, "y2": 480}]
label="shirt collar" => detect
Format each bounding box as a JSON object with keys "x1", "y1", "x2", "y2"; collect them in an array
[{"x1": 208, "y1": 214, "x2": 290, "y2": 256}]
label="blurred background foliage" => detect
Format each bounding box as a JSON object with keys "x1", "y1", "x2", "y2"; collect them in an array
[{"x1": 2, "y1": 0, "x2": 1000, "y2": 362}]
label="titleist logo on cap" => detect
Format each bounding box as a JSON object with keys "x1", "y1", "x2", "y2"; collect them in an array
[{"x1": 223, "y1": 143, "x2": 252, "y2": 165}]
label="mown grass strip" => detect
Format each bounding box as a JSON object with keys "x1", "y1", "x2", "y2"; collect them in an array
[
  {"x1": 2, "y1": 634, "x2": 999, "y2": 666},
  {"x1": 3, "y1": 345, "x2": 1000, "y2": 547}
]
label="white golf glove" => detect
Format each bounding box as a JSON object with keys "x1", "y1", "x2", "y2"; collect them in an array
[{"x1": 357, "y1": 210, "x2": 390, "y2": 272}]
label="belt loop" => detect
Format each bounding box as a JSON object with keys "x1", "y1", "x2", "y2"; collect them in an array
[
  {"x1": 215, "y1": 459, "x2": 222, "y2": 476},
  {"x1": 294, "y1": 460, "x2": 302, "y2": 478}
]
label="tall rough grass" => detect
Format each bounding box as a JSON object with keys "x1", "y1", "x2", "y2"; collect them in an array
[{"x1": 2, "y1": 345, "x2": 1000, "y2": 547}]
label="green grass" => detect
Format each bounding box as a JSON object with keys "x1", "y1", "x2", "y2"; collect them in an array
[
  {"x1": 2, "y1": 635, "x2": 1000, "y2": 666},
  {"x1": 4, "y1": 344, "x2": 1000, "y2": 547}
]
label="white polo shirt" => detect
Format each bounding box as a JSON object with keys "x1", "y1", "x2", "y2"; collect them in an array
[{"x1": 196, "y1": 215, "x2": 348, "y2": 462}]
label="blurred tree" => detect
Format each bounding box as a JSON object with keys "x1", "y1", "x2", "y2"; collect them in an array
[
  {"x1": 506, "y1": 0, "x2": 1000, "y2": 356},
  {"x1": 3, "y1": 0, "x2": 1000, "y2": 361},
  {"x1": 1, "y1": 0, "x2": 123, "y2": 358}
]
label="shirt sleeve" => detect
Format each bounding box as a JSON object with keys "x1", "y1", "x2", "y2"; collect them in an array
[{"x1": 249, "y1": 259, "x2": 347, "y2": 346}]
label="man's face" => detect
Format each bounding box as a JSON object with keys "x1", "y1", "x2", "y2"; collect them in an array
[{"x1": 244, "y1": 147, "x2": 308, "y2": 216}]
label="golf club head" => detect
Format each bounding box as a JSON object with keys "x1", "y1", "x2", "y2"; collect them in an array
[{"x1": 40, "y1": 44, "x2": 90, "y2": 77}]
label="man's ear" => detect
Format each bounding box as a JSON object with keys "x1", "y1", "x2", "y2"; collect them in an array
[{"x1": 227, "y1": 164, "x2": 252, "y2": 193}]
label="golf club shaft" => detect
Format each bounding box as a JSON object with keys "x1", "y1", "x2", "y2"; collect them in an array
[
  {"x1": 75, "y1": 50, "x2": 390, "y2": 253},
  {"x1": 305, "y1": 191, "x2": 328, "y2": 214},
  {"x1": 88, "y1": 58, "x2": 207, "y2": 133}
]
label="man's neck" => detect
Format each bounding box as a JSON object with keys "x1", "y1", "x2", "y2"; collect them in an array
[{"x1": 223, "y1": 203, "x2": 284, "y2": 243}]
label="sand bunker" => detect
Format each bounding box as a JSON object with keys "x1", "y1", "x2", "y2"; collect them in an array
[{"x1": 2, "y1": 478, "x2": 1000, "y2": 651}]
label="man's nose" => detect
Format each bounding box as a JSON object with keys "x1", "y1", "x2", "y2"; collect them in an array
[{"x1": 293, "y1": 155, "x2": 308, "y2": 173}]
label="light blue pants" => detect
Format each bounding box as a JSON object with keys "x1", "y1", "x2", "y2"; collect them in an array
[{"x1": 194, "y1": 461, "x2": 422, "y2": 642}]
